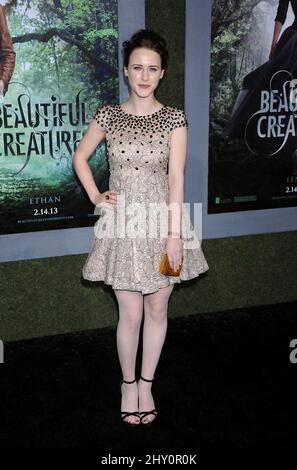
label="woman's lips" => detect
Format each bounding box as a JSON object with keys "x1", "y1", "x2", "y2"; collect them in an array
[{"x1": 139, "y1": 85, "x2": 150, "y2": 88}]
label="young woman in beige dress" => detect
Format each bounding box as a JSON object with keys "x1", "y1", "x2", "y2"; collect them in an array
[{"x1": 73, "y1": 29, "x2": 209, "y2": 427}]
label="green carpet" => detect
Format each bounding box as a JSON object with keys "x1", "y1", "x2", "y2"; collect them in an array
[{"x1": 1, "y1": 230, "x2": 296, "y2": 342}]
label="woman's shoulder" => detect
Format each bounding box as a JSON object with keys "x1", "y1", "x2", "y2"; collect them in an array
[
  {"x1": 165, "y1": 105, "x2": 186, "y2": 114},
  {"x1": 93, "y1": 103, "x2": 115, "y2": 114},
  {"x1": 92, "y1": 103, "x2": 116, "y2": 125},
  {"x1": 165, "y1": 105, "x2": 189, "y2": 129}
]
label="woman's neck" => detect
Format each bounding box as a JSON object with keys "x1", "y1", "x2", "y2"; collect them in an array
[{"x1": 120, "y1": 98, "x2": 163, "y2": 115}]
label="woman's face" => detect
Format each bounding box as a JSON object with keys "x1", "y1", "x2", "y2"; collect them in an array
[{"x1": 124, "y1": 47, "x2": 164, "y2": 97}]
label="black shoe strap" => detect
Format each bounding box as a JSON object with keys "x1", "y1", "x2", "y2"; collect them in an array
[
  {"x1": 121, "y1": 378, "x2": 136, "y2": 384},
  {"x1": 140, "y1": 376, "x2": 155, "y2": 382}
]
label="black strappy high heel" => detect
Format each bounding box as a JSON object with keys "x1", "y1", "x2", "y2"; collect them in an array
[
  {"x1": 138, "y1": 376, "x2": 158, "y2": 426},
  {"x1": 120, "y1": 378, "x2": 140, "y2": 426}
]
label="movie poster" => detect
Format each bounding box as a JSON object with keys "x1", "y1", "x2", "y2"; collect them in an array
[
  {"x1": 0, "y1": 0, "x2": 118, "y2": 234},
  {"x1": 208, "y1": 0, "x2": 297, "y2": 213}
]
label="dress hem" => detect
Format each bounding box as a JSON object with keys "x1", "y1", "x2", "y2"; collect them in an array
[{"x1": 82, "y1": 266, "x2": 209, "y2": 295}]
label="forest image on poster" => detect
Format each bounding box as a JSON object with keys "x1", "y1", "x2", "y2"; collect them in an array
[
  {"x1": 208, "y1": 0, "x2": 297, "y2": 213},
  {"x1": 0, "y1": 0, "x2": 118, "y2": 234}
]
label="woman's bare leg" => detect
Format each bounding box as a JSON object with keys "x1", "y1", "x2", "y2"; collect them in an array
[
  {"x1": 114, "y1": 289, "x2": 143, "y2": 424},
  {"x1": 138, "y1": 284, "x2": 174, "y2": 423}
]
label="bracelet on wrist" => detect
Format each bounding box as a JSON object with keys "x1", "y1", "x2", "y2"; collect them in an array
[{"x1": 167, "y1": 231, "x2": 181, "y2": 238}]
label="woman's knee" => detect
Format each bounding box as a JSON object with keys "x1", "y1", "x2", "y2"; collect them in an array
[
  {"x1": 120, "y1": 309, "x2": 143, "y2": 329},
  {"x1": 115, "y1": 290, "x2": 143, "y2": 328},
  {"x1": 143, "y1": 285, "x2": 174, "y2": 322},
  {"x1": 144, "y1": 298, "x2": 168, "y2": 323}
]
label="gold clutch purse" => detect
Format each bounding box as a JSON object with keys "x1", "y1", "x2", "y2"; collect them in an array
[{"x1": 159, "y1": 253, "x2": 183, "y2": 277}]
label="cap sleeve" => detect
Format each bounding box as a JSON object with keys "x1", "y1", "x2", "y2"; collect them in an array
[
  {"x1": 170, "y1": 108, "x2": 188, "y2": 131},
  {"x1": 274, "y1": 0, "x2": 289, "y2": 25},
  {"x1": 93, "y1": 104, "x2": 109, "y2": 131}
]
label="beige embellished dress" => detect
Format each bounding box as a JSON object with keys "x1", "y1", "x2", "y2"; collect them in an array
[{"x1": 82, "y1": 103, "x2": 209, "y2": 294}]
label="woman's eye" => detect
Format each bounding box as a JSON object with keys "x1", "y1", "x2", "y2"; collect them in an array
[{"x1": 133, "y1": 67, "x2": 158, "y2": 71}]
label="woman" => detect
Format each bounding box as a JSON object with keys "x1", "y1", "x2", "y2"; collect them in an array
[
  {"x1": 0, "y1": 4, "x2": 16, "y2": 96},
  {"x1": 222, "y1": 0, "x2": 297, "y2": 172},
  {"x1": 73, "y1": 29, "x2": 209, "y2": 426}
]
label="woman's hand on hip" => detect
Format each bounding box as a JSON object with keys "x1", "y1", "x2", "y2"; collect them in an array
[{"x1": 91, "y1": 190, "x2": 120, "y2": 206}]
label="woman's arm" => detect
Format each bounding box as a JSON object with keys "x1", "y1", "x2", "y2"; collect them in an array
[
  {"x1": 167, "y1": 126, "x2": 187, "y2": 237},
  {"x1": 270, "y1": 20, "x2": 283, "y2": 59},
  {"x1": 72, "y1": 118, "x2": 106, "y2": 204},
  {"x1": 270, "y1": 0, "x2": 289, "y2": 59},
  {"x1": 0, "y1": 5, "x2": 16, "y2": 96},
  {"x1": 166, "y1": 122, "x2": 188, "y2": 272}
]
